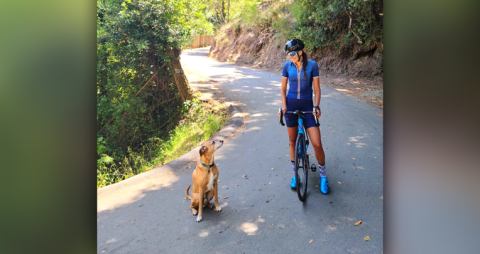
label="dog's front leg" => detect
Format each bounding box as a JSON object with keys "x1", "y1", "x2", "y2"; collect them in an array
[
  {"x1": 196, "y1": 187, "x2": 204, "y2": 222},
  {"x1": 213, "y1": 180, "x2": 221, "y2": 212}
]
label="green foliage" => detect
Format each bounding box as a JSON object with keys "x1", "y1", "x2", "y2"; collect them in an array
[
  {"x1": 209, "y1": 0, "x2": 382, "y2": 54},
  {"x1": 293, "y1": 0, "x2": 383, "y2": 52},
  {"x1": 97, "y1": 0, "x2": 216, "y2": 188},
  {"x1": 97, "y1": 95, "x2": 230, "y2": 188}
]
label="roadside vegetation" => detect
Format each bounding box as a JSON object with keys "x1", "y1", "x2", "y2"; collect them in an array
[
  {"x1": 97, "y1": 0, "x2": 224, "y2": 188},
  {"x1": 97, "y1": 93, "x2": 229, "y2": 188},
  {"x1": 213, "y1": 0, "x2": 383, "y2": 56}
]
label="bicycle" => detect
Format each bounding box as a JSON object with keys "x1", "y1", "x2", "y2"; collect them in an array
[{"x1": 278, "y1": 108, "x2": 318, "y2": 202}]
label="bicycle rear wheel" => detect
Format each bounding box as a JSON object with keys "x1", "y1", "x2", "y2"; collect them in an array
[{"x1": 295, "y1": 133, "x2": 308, "y2": 202}]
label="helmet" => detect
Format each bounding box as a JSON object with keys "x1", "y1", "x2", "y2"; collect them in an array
[{"x1": 284, "y1": 38, "x2": 305, "y2": 53}]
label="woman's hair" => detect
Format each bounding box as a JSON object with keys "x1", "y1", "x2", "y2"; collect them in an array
[{"x1": 301, "y1": 51, "x2": 307, "y2": 79}]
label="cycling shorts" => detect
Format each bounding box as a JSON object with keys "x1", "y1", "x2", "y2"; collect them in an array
[{"x1": 284, "y1": 97, "x2": 319, "y2": 129}]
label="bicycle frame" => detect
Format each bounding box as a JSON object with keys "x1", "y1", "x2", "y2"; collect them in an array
[
  {"x1": 297, "y1": 117, "x2": 309, "y2": 151},
  {"x1": 279, "y1": 108, "x2": 318, "y2": 201}
]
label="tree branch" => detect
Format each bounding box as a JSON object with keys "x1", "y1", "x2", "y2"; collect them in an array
[{"x1": 344, "y1": 6, "x2": 364, "y2": 44}]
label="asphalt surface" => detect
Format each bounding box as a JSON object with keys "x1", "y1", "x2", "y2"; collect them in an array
[{"x1": 97, "y1": 47, "x2": 383, "y2": 253}]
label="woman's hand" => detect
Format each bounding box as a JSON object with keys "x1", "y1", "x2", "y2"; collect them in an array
[
  {"x1": 314, "y1": 106, "x2": 321, "y2": 118},
  {"x1": 278, "y1": 107, "x2": 287, "y2": 117}
]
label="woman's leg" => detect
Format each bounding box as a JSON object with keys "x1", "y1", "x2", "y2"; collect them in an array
[
  {"x1": 307, "y1": 126, "x2": 329, "y2": 194},
  {"x1": 287, "y1": 126, "x2": 298, "y2": 188},
  {"x1": 306, "y1": 126, "x2": 325, "y2": 165},
  {"x1": 287, "y1": 127, "x2": 298, "y2": 160}
]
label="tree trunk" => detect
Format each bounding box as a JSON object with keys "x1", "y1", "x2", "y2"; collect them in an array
[
  {"x1": 166, "y1": 47, "x2": 193, "y2": 102},
  {"x1": 227, "y1": 0, "x2": 230, "y2": 23},
  {"x1": 221, "y1": 0, "x2": 226, "y2": 23}
]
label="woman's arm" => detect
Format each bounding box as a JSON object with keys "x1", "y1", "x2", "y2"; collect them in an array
[
  {"x1": 313, "y1": 77, "x2": 321, "y2": 118},
  {"x1": 280, "y1": 77, "x2": 288, "y2": 115}
]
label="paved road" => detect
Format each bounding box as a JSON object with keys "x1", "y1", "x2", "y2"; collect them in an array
[{"x1": 97, "y1": 47, "x2": 383, "y2": 253}]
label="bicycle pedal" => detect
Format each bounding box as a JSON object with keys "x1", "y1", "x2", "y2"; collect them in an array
[{"x1": 311, "y1": 164, "x2": 317, "y2": 172}]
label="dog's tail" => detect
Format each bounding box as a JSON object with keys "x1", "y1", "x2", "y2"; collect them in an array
[{"x1": 185, "y1": 185, "x2": 192, "y2": 200}]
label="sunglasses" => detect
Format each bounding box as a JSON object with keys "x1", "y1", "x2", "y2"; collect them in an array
[{"x1": 287, "y1": 50, "x2": 299, "y2": 57}]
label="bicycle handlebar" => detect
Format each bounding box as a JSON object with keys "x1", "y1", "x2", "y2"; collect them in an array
[{"x1": 278, "y1": 108, "x2": 318, "y2": 126}]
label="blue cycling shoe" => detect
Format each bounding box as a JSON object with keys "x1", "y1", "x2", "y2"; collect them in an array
[
  {"x1": 290, "y1": 176, "x2": 296, "y2": 189},
  {"x1": 320, "y1": 177, "x2": 329, "y2": 194}
]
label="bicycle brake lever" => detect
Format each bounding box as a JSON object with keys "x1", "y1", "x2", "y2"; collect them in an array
[{"x1": 279, "y1": 108, "x2": 285, "y2": 126}]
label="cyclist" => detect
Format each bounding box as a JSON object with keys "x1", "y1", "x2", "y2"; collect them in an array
[{"x1": 278, "y1": 38, "x2": 329, "y2": 194}]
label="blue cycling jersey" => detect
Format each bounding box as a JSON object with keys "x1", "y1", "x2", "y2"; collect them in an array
[{"x1": 282, "y1": 60, "x2": 319, "y2": 100}]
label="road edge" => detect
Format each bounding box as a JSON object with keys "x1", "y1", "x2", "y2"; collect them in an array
[{"x1": 97, "y1": 101, "x2": 244, "y2": 196}]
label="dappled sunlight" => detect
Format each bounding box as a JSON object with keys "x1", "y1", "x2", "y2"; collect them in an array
[
  {"x1": 106, "y1": 238, "x2": 117, "y2": 244},
  {"x1": 238, "y1": 222, "x2": 258, "y2": 235},
  {"x1": 325, "y1": 225, "x2": 337, "y2": 232},
  {"x1": 97, "y1": 169, "x2": 179, "y2": 213},
  {"x1": 199, "y1": 230, "x2": 209, "y2": 237},
  {"x1": 250, "y1": 113, "x2": 264, "y2": 117},
  {"x1": 237, "y1": 216, "x2": 266, "y2": 236},
  {"x1": 336, "y1": 88, "x2": 350, "y2": 92},
  {"x1": 230, "y1": 89, "x2": 251, "y2": 93},
  {"x1": 355, "y1": 142, "x2": 367, "y2": 148},
  {"x1": 348, "y1": 134, "x2": 372, "y2": 148},
  {"x1": 265, "y1": 99, "x2": 282, "y2": 106},
  {"x1": 346, "y1": 247, "x2": 362, "y2": 253}
]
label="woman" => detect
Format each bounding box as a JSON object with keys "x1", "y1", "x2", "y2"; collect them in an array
[{"x1": 279, "y1": 38, "x2": 329, "y2": 194}]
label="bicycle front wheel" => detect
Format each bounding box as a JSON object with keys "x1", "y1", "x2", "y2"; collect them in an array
[{"x1": 295, "y1": 133, "x2": 308, "y2": 202}]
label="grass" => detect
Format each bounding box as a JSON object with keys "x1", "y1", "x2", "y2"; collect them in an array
[{"x1": 97, "y1": 93, "x2": 230, "y2": 188}]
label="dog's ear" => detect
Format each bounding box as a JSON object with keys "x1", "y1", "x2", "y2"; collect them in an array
[{"x1": 199, "y1": 146, "x2": 207, "y2": 156}]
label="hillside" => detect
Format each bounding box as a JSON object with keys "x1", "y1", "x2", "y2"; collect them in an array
[{"x1": 207, "y1": 0, "x2": 383, "y2": 108}]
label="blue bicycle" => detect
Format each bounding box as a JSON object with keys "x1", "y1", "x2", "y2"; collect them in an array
[{"x1": 279, "y1": 108, "x2": 318, "y2": 202}]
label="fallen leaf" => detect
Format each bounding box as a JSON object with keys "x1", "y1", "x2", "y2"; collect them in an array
[
  {"x1": 338, "y1": 182, "x2": 341, "y2": 184},
  {"x1": 183, "y1": 200, "x2": 185, "y2": 202},
  {"x1": 259, "y1": 189, "x2": 262, "y2": 191},
  {"x1": 271, "y1": 168, "x2": 274, "y2": 170},
  {"x1": 224, "y1": 196, "x2": 229, "y2": 199},
  {"x1": 130, "y1": 221, "x2": 133, "y2": 224},
  {"x1": 242, "y1": 175, "x2": 247, "y2": 177},
  {"x1": 309, "y1": 239, "x2": 314, "y2": 244},
  {"x1": 315, "y1": 185, "x2": 319, "y2": 188},
  {"x1": 355, "y1": 220, "x2": 362, "y2": 226},
  {"x1": 217, "y1": 180, "x2": 221, "y2": 182},
  {"x1": 171, "y1": 189, "x2": 174, "y2": 191},
  {"x1": 364, "y1": 236, "x2": 370, "y2": 241},
  {"x1": 269, "y1": 182, "x2": 271, "y2": 184},
  {"x1": 352, "y1": 157, "x2": 356, "y2": 160},
  {"x1": 235, "y1": 184, "x2": 239, "y2": 186},
  {"x1": 254, "y1": 148, "x2": 257, "y2": 150},
  {"x1": 258, "y1": 215, "x2": 261, "y2": 218},
  {"x1": 374, "y1": 157, "x2": 377, "y2": 159}
]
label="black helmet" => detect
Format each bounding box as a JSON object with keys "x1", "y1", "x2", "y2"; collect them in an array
[{"x1": 284, "y1": 38, "x2": 305, "y2": 53}]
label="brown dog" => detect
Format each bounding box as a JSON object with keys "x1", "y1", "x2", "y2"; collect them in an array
[{"x1": 185, "y1": 140, "x2": 223, "y2": 222}]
